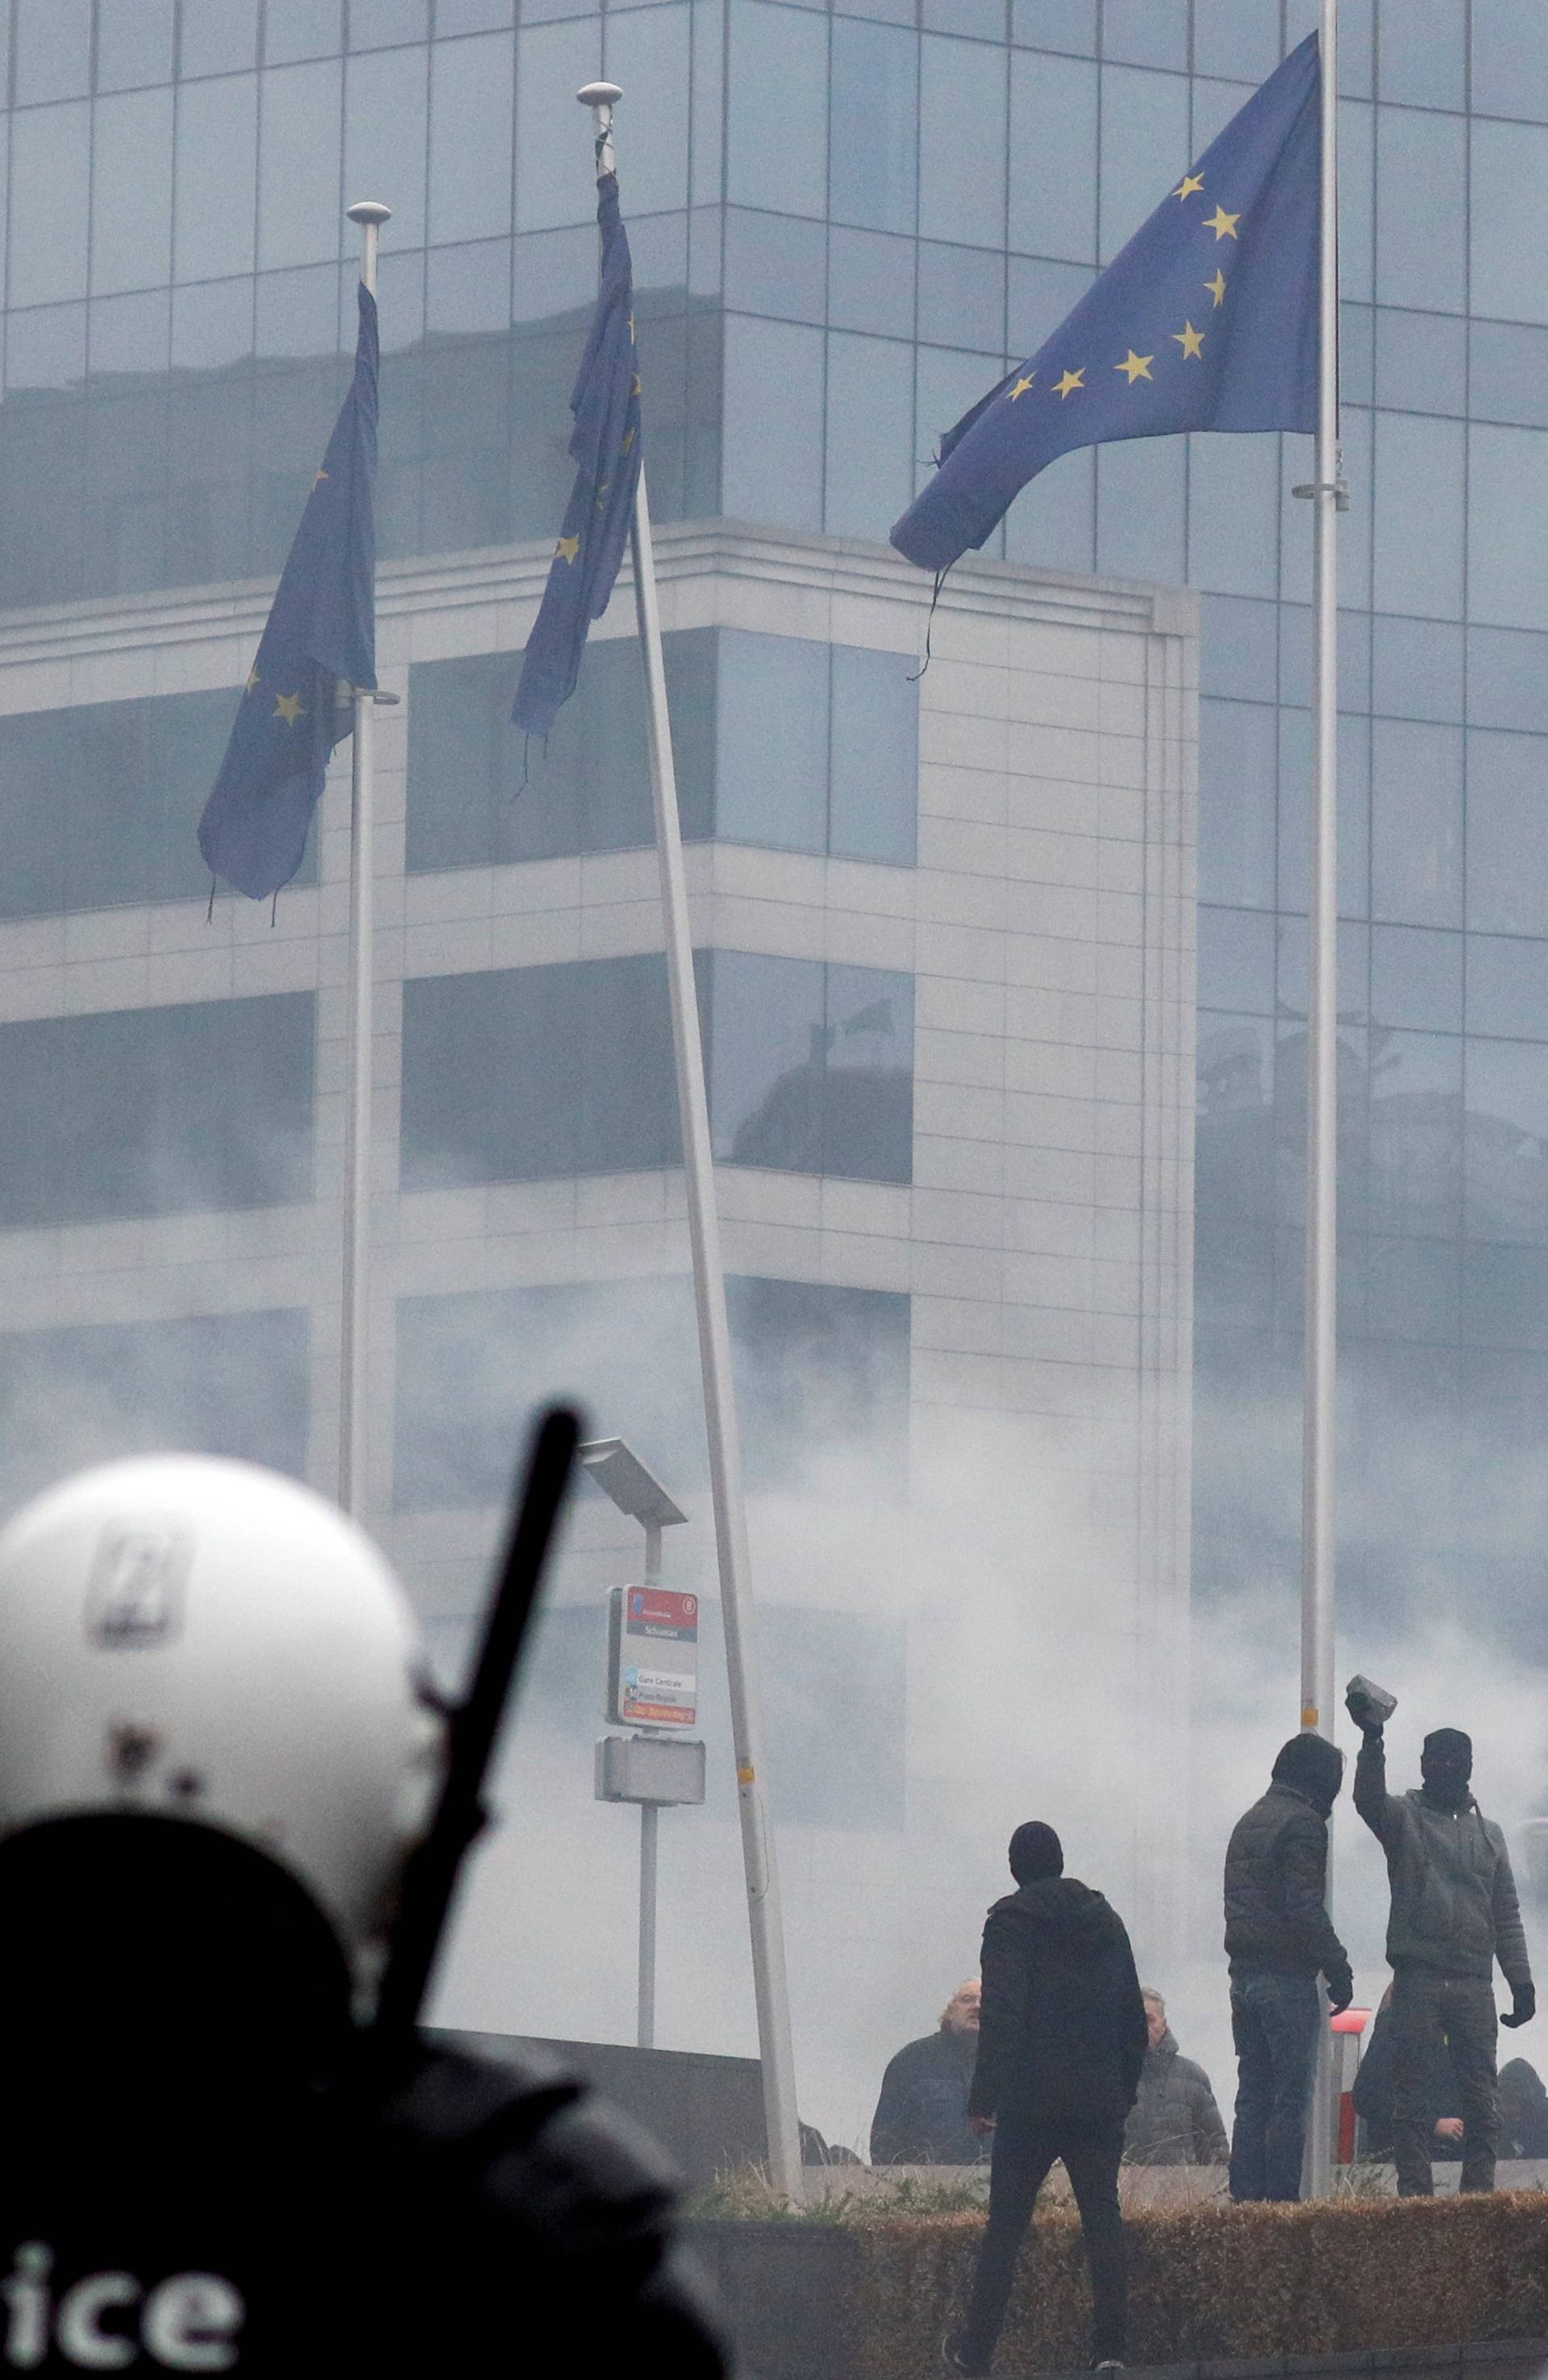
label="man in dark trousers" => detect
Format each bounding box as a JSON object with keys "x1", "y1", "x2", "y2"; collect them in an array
[
  {"x1": 1222, "y1": 1733, "x2": 1354, "y2": 2200},
  {"x1": 1349, "y1": 1687, "x2": 1535, "y2": 2195},
  {"x1": 943, "y1": 1822, "x2": 1145, "y2": 2378}
]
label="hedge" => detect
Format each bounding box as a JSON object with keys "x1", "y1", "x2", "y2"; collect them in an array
[{"x1": 834, "y1": 2195, "x2": 1548, "y2": 2376}]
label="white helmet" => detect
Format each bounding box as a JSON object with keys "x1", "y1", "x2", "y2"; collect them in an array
[{"x1": 0, "y1": 1454, "x2": 443, "y2": 1969}]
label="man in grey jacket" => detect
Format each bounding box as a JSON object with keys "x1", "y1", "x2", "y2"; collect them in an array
[
  {"x1": 1123, "y1": 1991, "x2": 1230, "y2": 2166},
  {"x1": 1349, "y1": 1686, "x2": 1535, "y2": 2195}
]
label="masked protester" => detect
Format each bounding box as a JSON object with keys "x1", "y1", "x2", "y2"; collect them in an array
[
  {"x1": 943, "y1": 1822, "x2": 1145, "y2": 2379},
  {"x1": 1349, "y1": 1683, "x2": 1535, "y2": 2197},
  {"x1": 1221, "y1": 1733, "x2": 1354, "y2": 2201},
  {"x1": 0, "y1": 1456, "x2": 726, "y2": 2378}
]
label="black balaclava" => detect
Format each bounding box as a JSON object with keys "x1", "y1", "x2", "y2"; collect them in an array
[
  {"x1": 1421, "y1": 1726, "x2": 1474, "y2": 1812},
  {"x1": 1008, "y1": 1820, "x2": 1064, "y2": 1884},
  {"x1": 1271, "y1": 1731, "x2": 1346, "y2": 1819}
]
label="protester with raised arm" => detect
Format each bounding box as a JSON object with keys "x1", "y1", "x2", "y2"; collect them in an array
[{"x1": 1348, "y1": 1681, "x2": 1535, "y2": 2197}]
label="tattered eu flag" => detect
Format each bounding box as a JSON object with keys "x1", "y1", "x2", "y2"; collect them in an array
[
  {"x1": 512, "y1": 171, "x2": 642, "y2": 740},
  {"x1": 893, "y1": 31, "x2": 1320, "y2": 575},
  {"x1": 199, "y1": 283, "x2": 379, "y2": 900}
]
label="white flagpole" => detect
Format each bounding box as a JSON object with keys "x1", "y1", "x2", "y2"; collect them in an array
[
  {"x1": 1297, "y1": 0, "x2": 1342, "y2": 2195},
  {"x1": 575, "y1": 81, "x2": 804, "y2": 2199},
  {"x1": 338, "y1": 198, "x2": 390, "y2": 1523}
]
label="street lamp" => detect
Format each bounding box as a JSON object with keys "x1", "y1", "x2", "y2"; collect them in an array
[{"x1": 582, "y1": 1438, "x2": 705, "y2": 2050}]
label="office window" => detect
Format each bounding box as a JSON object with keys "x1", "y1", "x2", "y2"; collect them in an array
[
  {"x1": 830, "y1": 645, "x2": 918, "y2": 863},
  {"x1": 0, "y1": 689, "x2": 249, "y2": 922},
  {"x1": 1368, "y1": 1030, "x2": 1463, "y2": 1238},
  {"x1": 716, "y1": 630, "x2": 918, "y2": 863},
  {"x1": 0, "y1": 993, "x2": 314, "y2": 1229},
  {"x1": 1467, "y1": 729, "x2": 1548, "y2": 938},
  {"x1": 0, "y1": 1309, "x2": 309, "y2": 1515},
  {"x1": 407, "y1": 630, "x2": 916, "y2": 869},
  {"x1": 727, "y1": 0, "x2": 827, "y2": 221},
  {"x1": 830, "y1": 15, "x2": 918, "y2": 237},
  {"x1": 1199, "y1": 700, "x2": 1276, "y2": 909},
  {"x1": 400, "y1": 954, "x2": 680, "y2": 1192},
  {"x1": 406, "y1": 634, "x2": 714, "y2": 870},
  {"x1": 393, "y1": 1272, "x2": 911, "y2": 1508},
  {"x1": 1371, "y1": 719, "x2": 1463, "y2": 930},
  {"x1": 727, "y1": 1272, "x2": 911, "y2": 1484},
  {"x1": 1466, "y1": 1039, "x2": 1548, "y2": 1246},
  {"x1": 402, "y1": 951, "x2": 914, "y2": 1192},
  {"x1": 705, "y1": 950, "x2": 914, "y2": 1184}
]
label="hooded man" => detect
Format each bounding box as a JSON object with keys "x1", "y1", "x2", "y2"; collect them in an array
[
  {"x1": 942, "y1": 1821, "x2": 1145, "y2": 2379},
  {"x1": 872, "y1": 1981, "x2": 988, "y2": 2166},
  {"x1": 1222, "y1": 1733, "x2": 1354, "y2": 2201},
  {"x1": 1349, "y1": 1687, "x2": 1535, "y2": 2196},
  {"x1": 1122, "y1": 1991, "x2": 1229, "y2": 2166}
]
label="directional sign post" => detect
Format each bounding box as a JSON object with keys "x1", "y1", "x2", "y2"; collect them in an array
[
  {"x1": 582, "y1": 1439, "x2": 704, "y2": 2049},
  {"x1": 609, "y1": 1583, "x2": 698, "y2": 1728}
]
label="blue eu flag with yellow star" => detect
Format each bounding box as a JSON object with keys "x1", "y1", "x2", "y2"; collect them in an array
[
  {"x1": 199, "y1": 282, "x2": 378, "y2": 901},
  {"x1": 893, "y1": 32, "x2": 1320, "y2": 574},
  {"x1": 513, "y1": 171, "x2": 642, "y2": 739}
]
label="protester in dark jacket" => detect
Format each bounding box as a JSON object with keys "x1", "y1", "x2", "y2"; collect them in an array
[
  {"x1": 1500, "y1": 2059, "x2": 1548, "y2": 2159},
  {"x1": 1351, "y1": 1989, "x2": 1463, "y2": 2159},
  {"x1": 1222, "y1": 1733, "x2": 1354, "y2": 2203},
  {"x1": 1349, "y1": 1689, "x2": 1535, "y2": 2197},
  {"x1": 872, "y1": 1981, "x2": 988, "y2": 2166},
  {"x1": 1123, "y1": 1991, "x2": 1230, "y2": 2166},
  {"x1": 943, "y1": 1821, "x2": 1145, "y2": 2378}
]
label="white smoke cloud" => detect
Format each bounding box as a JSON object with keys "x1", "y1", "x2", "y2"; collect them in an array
[{"x1": 432, "y1": 1374, "x2": 1548, "y2": 2157}]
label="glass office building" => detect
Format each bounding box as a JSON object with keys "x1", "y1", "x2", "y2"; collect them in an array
[{"x1": 0, "y1": 0, "x2": 1542, "y2": 2106}]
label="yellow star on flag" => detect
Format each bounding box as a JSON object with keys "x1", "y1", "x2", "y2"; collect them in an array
[
  {"x1": 1204, "y1": 205, "x2": 1240, "y2": 240},
  {"x1": 314, "y1": 468, "x2": 329, "y2": 486},
  {"x1": 556, "y1": 535, "x2": 580, "y2": 563},
  {"x1": 1205, "y1": 269, "x2": 1228, "y2": 307},
  {"x1": 1007, "y1": 374, "x2": 1036, "y2": 402},
  {"x1": 273, "y1": 691, "x2": 306, "y2": 726},
  {"x1": 1115, "y1": 350, "x2": 1154, "y2": 385},
  {"x1": 246, "y1": 666, "x2": 261, "y2": 695},
  {"x1": 1172, "y1": 321, "x2": 1206, "y2": 360},
  {"x1": 1175, "y1": 173, "x2": 1205, "y2": 200},
  {"x1": 1053, "y1": 368, "x2": 1084, "y2": 399}
]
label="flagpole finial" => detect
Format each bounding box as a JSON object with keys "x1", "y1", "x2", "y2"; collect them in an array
[
  {"x1": 346, "y1": 200, "x2": 391, "y2": 298},
  {"x1": 577, "y1": 80, "x2": 623, "y2": 179}
]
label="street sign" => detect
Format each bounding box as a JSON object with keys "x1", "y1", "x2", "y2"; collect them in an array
[{"x1": 607, "y1": 1583, "x2": 697, "y2": 1728}]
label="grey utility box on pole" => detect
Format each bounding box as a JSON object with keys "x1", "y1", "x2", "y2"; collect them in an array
[
  {"x1": 596, "y1": 1733, "x2": 706, "y2": 1805},
  {"x1": 581, "y1": 1438, "x2": 705, "y2": 2050}
]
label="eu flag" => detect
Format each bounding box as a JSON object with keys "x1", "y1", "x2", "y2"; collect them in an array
[
  {"x1": 199, "y1": 283, "x2": 379, "y2": 901},
  {"x1": 512, "y1": 172, "x2": 642, "y2": 739},
  {"x1": 892, "y1": 32, "x2": 1320, "y2": 575}
]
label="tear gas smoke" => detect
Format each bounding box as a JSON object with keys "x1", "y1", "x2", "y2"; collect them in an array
[{"x1": 3, "y1": 1271, "x2": 1542, "y2": 2154}]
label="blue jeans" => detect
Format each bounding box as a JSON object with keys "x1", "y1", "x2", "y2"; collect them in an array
[{"x1": 1230, "y1": 1971, "x2": 1320, "y2": 2202}]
